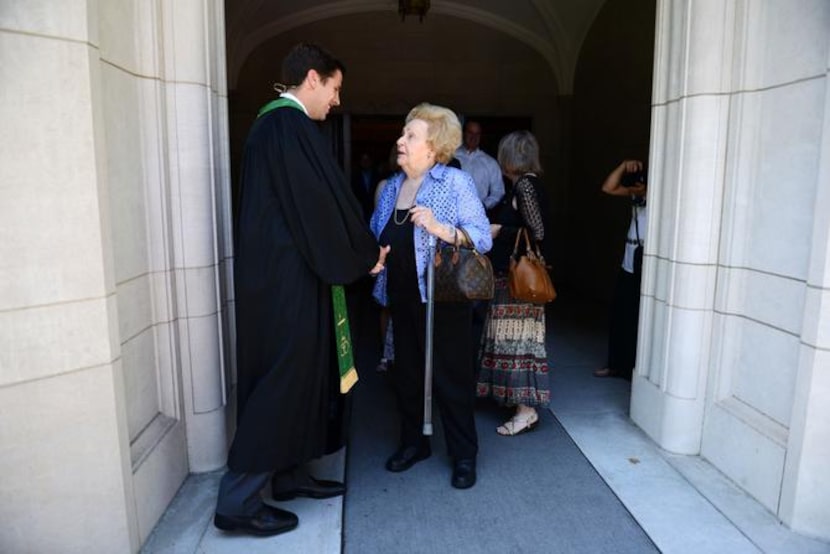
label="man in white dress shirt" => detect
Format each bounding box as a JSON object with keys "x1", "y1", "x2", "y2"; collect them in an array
[{"x1": 454, "y1": 120, "x2": 504, "y2": 210}]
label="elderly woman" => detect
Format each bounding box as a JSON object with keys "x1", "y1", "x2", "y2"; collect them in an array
[
  {"x1": 370, "y1": 104, "x2": 491, "y2": 489},
  {"x1": 476, "y1": 131, "x2": 552, "y2": 436}
]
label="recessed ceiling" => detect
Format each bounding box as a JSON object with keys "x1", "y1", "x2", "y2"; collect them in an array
[{"x1": 224, "y1": 0, "x2": 609, "y2": 94}]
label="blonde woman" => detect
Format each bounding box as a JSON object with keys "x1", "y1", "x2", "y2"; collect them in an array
[{"x1": 370, "y1": 103, "x2": 491, "y2": 489}]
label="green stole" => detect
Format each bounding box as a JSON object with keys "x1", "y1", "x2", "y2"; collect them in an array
[{"x1": 257, "y1": 97, "x2": 359, "y2": 394}]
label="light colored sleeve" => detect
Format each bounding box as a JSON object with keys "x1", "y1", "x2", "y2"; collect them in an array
[{"x1": 481, "y1": 157, "x2": 505, "y2": 209}]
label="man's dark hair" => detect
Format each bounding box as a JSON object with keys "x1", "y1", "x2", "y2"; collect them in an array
[{"x1": 281, "y1": 42, "x2": 345, "y2": 87}]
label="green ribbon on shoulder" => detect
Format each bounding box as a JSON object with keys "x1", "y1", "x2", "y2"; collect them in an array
[{"x1": 258, "y1": 97, "x2": 358, "y2": 394}]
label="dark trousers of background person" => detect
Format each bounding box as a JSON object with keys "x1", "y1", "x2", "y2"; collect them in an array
[
  {"x1": 390, "y1": 300, "x2": 478, "y2": 461},
  {"x1": 606, "y1": 266, "x2": 642, "y2": 380}
]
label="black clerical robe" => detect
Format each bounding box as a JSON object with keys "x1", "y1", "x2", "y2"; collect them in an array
[{"x1": 228, "y1": 104, "x2": 378, "y2": 473}]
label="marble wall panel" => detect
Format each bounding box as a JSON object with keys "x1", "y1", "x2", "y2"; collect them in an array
[
  {"x1": 0, "y1": 34, "x2": 108, "y2": 310},
  {"x1": 702, "y1": 397, "x2": 787, "y2": 512},
  {"x1": 801, "y1": 284, "x2": 830, "y2": 350},
  {"x1": 0, "y1": 0, "x2": 91, "y2": 42},
  {"x1": 683, "y1": 0, "x2": 734, "y2": 96},
  {"x1": 724, "y1": 81, "x2": 823, "y2": 279},
  {"x1": 639, "y1": 296, "x2": 667, "y2": 386},
  {"x1": 721, "y1": 315, "x2": 800, "y2": 428},
  {"x1": 163, "y1": 0, "x2": 208, "y2": 85},
  {"x1": 649, "y1": 102, "x2": 680, "y2": 262},
  {"x1": 663, "y1": 307, "x2": 709, "y2": 399},
  {"x1": 653, "y1": 0, "x2": 734, "y2": 102},
  {"x1": 116, "y1": 272, "x2": 154, "y2": 343},
  {"x1": 672, "y1": 95, "x2": 729, "y2": 264},
  {"x1": 0, "y1": 298, "x2": 114, "y2": 386},
  {"x1": 650, "y1": 0, "x2": 683, "y2": 105},
  {"x1": 165, "y1": 82, "x2": 217, "y2": 269},
  {"x1": 132, "y1": 419, "x2": 188, "y2": 544},
  {"x1": 121, "y1": 329, "x2": 161, "y2": 440},
  {"x1": 213, "y1": 95, "x2": 233, "y2": 260},
  {"x1": 152, "y1": 320, "x2": 180, "y2": 418},
  {"x1": 179, "y1": 266, "x2": 220, "y2": 318},
  {"x1": 666, "y1": 261, "x2": 717, "y2": 311},
  {"x1": 150, "y1": 270, "x2": 175, "y2": 324},
  {"x1": 137, "y1": 77, "x2": 175, "y2": 275},
  {"x1": 780, "y1": 347, "x2": 830, "y2": 537},
  {"x1": 739, "y1": 0, "x2": 829, "y2": 90},
  {"x1": 717, "y1": 267, "x2": 805, "y2": 337},
  {"x1": 133, "y1": 0, "x2": 163, "y2": 80},
  {"x1": 98, "y1": 0, "x2": 138, "y2": 74},
  {"x1": 101, "y1": 63, "x2": 152, "y2": 283},
  {"x1": 0, "y1": 365, "x2": 133, "y2": 553},
  {"x1": 183, "y1": 406, "x2": 228, "y2": 473},
  {"x1": 183, "y1": 313, "x2": 224, "y2": 414}
]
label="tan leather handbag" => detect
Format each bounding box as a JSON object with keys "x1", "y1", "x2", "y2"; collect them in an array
[{"x1": 508, "y1": 228, "x2": 556, "y2": 304}]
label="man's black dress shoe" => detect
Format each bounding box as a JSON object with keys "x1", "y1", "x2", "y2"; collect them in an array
[
  {"x1": 214, "y1": 504, "x2": 298, "y2": 536},
  {"x1": 272, "y1": 474, "x2": 346, "y2": 501},
  {"x1": 385, "y1": 445, "x2": 431, "y2": 472},
  {"x1": 451, "y1": 459, "x2": 477, "y2": 489}
]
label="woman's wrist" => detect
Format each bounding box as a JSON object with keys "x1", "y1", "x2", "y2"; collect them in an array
[{"x1": 446, "y1": 224, "x2": 457, "y2": 244}]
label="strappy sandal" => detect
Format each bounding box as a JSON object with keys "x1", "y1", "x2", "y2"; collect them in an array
[{"x1": 496, "y1": 410, "x2": 539, "y2": 436}]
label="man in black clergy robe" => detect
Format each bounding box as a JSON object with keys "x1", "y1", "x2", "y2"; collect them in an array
[{"x1": 214, "y1": 43, "x2": 387, "y2": 537}]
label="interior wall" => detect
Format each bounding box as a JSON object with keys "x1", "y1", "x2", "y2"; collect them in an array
[
  {"x1": 568, "y1": 0, "x2": 657, "y2": 301},
  {"x1": 228, "y1": 13, "x2": 567, "y2": 260}
]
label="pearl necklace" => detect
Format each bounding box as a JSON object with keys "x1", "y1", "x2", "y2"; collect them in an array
[{"x1": 393, "y1": 173, "x2": 426, "y2": 225}]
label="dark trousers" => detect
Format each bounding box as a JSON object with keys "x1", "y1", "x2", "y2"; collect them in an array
[
  {"x1": 215, "y1": 470, "x2": 271, "y2": 517},
  {"x1": 606, "y1": 268, "x2": 642, "y2": 379},
  {"x1": 390, "y1": 300, "x2": 478, "y2": 461},
  {"x1": 216, "y1": 466, "x2": 300, "y2": 516}
]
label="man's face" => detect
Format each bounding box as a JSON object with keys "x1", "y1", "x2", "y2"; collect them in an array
[
  {"x1": 463, "y1": 122, "x2": 481, "y2": 151},
  {"x1": 308, "y1": 69, "x2": 342, "y2": 120}
]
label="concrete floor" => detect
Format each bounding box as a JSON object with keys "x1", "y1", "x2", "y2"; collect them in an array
[{"x1": 141, "y1": 299, "x2": 830, "y2": 554}]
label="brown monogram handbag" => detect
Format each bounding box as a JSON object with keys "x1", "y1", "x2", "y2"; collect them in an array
[
  {"x1": 508, "y1": 228, "x2": 556, "y2": 304},
  {"x1": 433, "y1": 227, "x2": 494, "y2": 302}
]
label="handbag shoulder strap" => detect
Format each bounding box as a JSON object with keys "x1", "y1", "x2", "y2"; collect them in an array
[{"x1": 511, "y1": 227, "x2": 532, "y2": 256}]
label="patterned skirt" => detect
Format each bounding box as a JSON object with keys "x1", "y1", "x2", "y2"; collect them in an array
[{"x1": 477, "y1": 276, "x2": 550, "y2": 407}]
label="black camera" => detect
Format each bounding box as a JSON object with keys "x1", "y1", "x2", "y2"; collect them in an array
[{"x1": 621, "y1": 169, "x2": 647, "y2": 188}]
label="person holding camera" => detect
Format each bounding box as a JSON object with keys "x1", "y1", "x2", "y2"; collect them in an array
[{"x1": 594, "y1": 160, "x2": 648, "y2": 380}]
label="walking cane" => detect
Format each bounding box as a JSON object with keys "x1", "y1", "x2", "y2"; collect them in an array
[{"x1": 423, "y1": 234, "x2": 436, "y2": 436}]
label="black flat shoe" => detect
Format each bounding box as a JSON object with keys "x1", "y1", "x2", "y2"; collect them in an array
[
  {"x1": 272, "y1": 475, "x2": 346, "y2": 501},
  {"x1": 214, "y1": 504, "x2": 298, "y2": 536},
  {"x1": 385, "y1": 444, "x2": 431, "y2": 472},
  {"x1": 451, "y1": 459, "x2": 477, "y2": 489}
]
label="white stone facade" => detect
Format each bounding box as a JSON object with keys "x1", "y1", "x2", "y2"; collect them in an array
[
  {"x1": 0, "y1": 0, "x2": 233, "y2": 551},
  {"x1": 632, "y1": 0, "x2": 830, "y2": 540}
]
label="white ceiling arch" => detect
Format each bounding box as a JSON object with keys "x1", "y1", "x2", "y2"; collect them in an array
[{"x1": 225, "y1": 0, "x2": 606, "y2": 94}]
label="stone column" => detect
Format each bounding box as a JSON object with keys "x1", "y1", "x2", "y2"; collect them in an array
[
  {"x1": 779, "y1": 47, "x2": 830, "y2": 539},
  {"x1": 0, "y1": 1, "x2": 137, "y2": 551},
  {"x1": 160, "y1": 0, "x2": 232, "y2": 472},
  {"x1": 630, "y1": 0, "x2": 733, "y2": 454}
]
